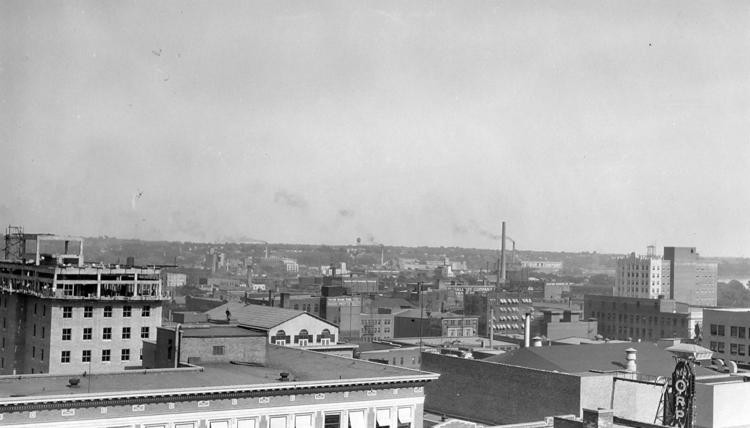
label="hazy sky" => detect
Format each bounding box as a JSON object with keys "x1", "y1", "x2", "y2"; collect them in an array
[{"x1": 2, "y1": 1, "x2": 749, "y2": 256}]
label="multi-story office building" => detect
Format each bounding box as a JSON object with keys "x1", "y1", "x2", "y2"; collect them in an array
[
  {"x1": 584, "y1": 295, "x2": 702, "y2": 342},
  {"x1": 704, "y1": 308, "x2": 750, "y2": 366},
  {"x1": 663, "y1": 247, "x2": 718, "y2": 307},
  {"x1": 614, "y1": 251, "x2": 670, "y2": 299},
  {"x1": 0, "y1": 232, "x2": 167, "y2": 375}
]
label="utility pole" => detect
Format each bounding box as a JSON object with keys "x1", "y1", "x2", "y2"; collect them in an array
[
  {"x1": 418, "y1": 282, "x2": 424, "y2": 355},
  {"x1": 489, "y1": 305, "x2": 494, "y2": 350}
]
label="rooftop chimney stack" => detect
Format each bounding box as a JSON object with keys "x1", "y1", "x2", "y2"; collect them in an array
[{"x1": 524, "y1": 312, "x2": 531, "y2": 348}]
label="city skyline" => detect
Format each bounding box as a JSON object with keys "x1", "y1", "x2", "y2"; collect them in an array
[{"x1": 2, "y1": 1, "x2": 749, "y2": 256}]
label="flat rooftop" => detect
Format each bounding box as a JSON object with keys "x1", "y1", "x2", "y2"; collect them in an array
[
  {"x1": 0, "y1": 346, "x2": 435, "y2": 400},
  {"x1": 177, "y1": 325, "x2": 266, "y2": 338}
]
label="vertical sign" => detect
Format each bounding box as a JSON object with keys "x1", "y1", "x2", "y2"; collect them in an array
[{"x1": 663, "y1": 359, "x2": 695, "y2": 427}]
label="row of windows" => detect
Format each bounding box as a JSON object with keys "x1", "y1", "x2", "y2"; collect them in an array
[
  {"x1": 134, "y1": 408, "x2": 413, "y2": 428},
  {"x1": 62, "y1": 326, "x2": 150, "y2": 340},
  {"x1": 61, "y1": 348, "x2": 141, "y2": 363},
  {"x1": 62, "y1": 305, "x2": 150, "y2": 318},
  {"x1": 709, "y1": 324, "x2": 749, "y2": 339},
  {"x1": 292, "y1": 303, "x2": 319, "y2": 313},
  {"x1": 593, "y1": 312, "x2": 686, "y2": 327}
]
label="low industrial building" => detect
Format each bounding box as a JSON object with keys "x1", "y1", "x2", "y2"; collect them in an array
[
  {"x1": 393, "y1": 310, "x2": 478, "y2": 338},
  {"x1": 540, "y1": 310, "x2": 598, "y2": 341}
]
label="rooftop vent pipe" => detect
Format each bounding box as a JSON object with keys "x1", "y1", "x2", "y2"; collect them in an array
[{"x1": 625, "y1": 348, "x2": 637, "y2": 372}]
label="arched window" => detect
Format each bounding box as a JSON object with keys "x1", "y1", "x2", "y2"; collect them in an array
[
  {"x1": 317, "y1": 328, "x2": 334, "y2": 344},
  {"x1": 299, "y1": 329, "x2": 309, "y2": 336},
  {"x1": 273, "y1": 329, "x2": 288, "y2": 345}
]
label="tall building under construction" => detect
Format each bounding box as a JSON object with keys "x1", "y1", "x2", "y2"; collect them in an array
[{"x1": 0, "y1": 228, "x2": 166, "y2": 375}]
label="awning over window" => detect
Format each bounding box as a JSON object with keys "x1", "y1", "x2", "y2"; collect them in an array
[
  {"x1": 296, "y1": 414, "x2": 312, "y2": 428},
  {"x1": 349, "y1": 411, "x2": 366, "y2": 428},
  {"x1": 376, "y1": 409, "x2": 391, "y2": 427},
  {"x1": 398, "y1": 407, "x2": 412, "y2": 424},
  {"x1": 270, "y1": 417, "x2": 287, "y2": 428}
]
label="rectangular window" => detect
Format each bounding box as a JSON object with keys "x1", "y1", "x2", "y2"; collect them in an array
[
  {"x1": 324, "y1": 414, "x2": 341, "y2": 428},
  {"x1": 731, "y1": 343, "x2": 738, "y2": 355},
  {"x1": 40, "y1": 348, "x2": 44, "y2": 361},
  {"x1": 84, "y1": 306, "x2": 93, "y2": 318},
  {"x1": 397, "y1": 407, "x2": 413, "y2": 428},
  {"x1": 718, "y1": 325, "x2": 725, "y2": 336},
  {"x1": 102, "y1": 327, "x2": 112, "y2": 340},
  {"x1": 121, "y1": 348, "x2": 130, "y2": 361},
  {"x1": 142, "y1": 306, "x2": 151, "y2": 317},
  {"x1": 731, "y1": 326, "x2": 738, "y2": 337},
  {"x1": 102, "y1": 349, "x2": 111, "y2": 362},
  {"x1": 212, "y1": 345, "x2": 225, "y2": 355},
  {"x1": 718, "y1": 342, "x2": 725, "y2": 353},
  {"x1": 63, "y1": 307, "x2": 72, "y2": 318},
  {"x1": 376, "y1": 409, "x2": 391, "y2": 428},
  {"x1": 41, "y1": 326, "x2": 45, "y2": 338},
  {"x1": 740, "y1": 327, "x2": 746, "y2": 339},
  {"x1": 61, "y1": 350, "x2": 71, "y2": 363},
  {"x1": 740, "y1": 344, "x2": 747, "y2": 356},
  {"x1": 33, "y1": 324, "x2": 36, "y2": 336},
  {"x1": 104, "y1": 306, "x2": 112, "y2": 317},
  {"x1": 83, "y1": 327, "x2": 92, "y2": 340},
  {"x1": 237, "y1": 419, "x2": 257, "y2": 428},
  {"x1": 295, "y1": 415, "x2": 312, "y2": 428},
  {"x1": 32, "y1": 346, "x2": 35, "y2": 358},
  {"x1": 123, "y1": 306, "x2": 132, "y2": 317},
  {"x1": 141, "y1": 326, "x2": 150, "y2": 339},
  {"x1": 122, "y1": 327, "x2": 131, "y2": 339},
  {"x1": 349, "y1": 411, "x2": 365, "y2": 428},
  {"x1": 62, "y1": 328, "x2": 71, "y2": 341},
  {"x1": 82, "y1": 350, "x2": 91, "y2": 362},
  {"x1": 270, "y1": 417, "x2": 287, "y2": 428}
]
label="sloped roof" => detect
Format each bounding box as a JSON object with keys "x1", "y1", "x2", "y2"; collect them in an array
[
  {"x1": 205, "y1": 302, "x2": 335, "y2": 330},
  {"x1": 485, "y1": 342, "x2": 715, "y2": 377}
]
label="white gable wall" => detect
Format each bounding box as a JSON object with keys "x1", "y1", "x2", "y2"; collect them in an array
[{"x1": 270, "y1": 314, "x2": 339, "y2": 346}]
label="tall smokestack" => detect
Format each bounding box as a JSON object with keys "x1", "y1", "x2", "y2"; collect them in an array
[
  {"x1": 500, "y1": 221, "x2": 506, "y2": 285},
  {"x1": 524, "y1": 312, "x2": 531, "y2": 348}
]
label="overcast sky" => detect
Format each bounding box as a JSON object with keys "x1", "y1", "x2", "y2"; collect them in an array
[{"x1": 2, "y1": 1, "x2": 749, "y2": 256}]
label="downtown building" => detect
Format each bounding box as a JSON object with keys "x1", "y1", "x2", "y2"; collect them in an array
[
  {"x1": 0, "y1": 344, "x2": 437, "y2": 428},
  {"x1": 615, "y1": 246, "x2": 717, "y2": 306},
  {"x1": 614, "y1": 249, "x2": 670, "y2": 299},
  {"x1": 0, "y1": 231, "x2": 167, "y2": 375}
]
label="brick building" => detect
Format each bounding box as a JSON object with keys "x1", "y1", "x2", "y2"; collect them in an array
[
  {"x1": 0, "y1": 233, "x2": 166, "y2": 375},
  {"x1": 584, "y1": 295, "x2": 701, "y2": 342},
  {"x1": 703, "y1": 308, "x2": 750, "y2": 366}
]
